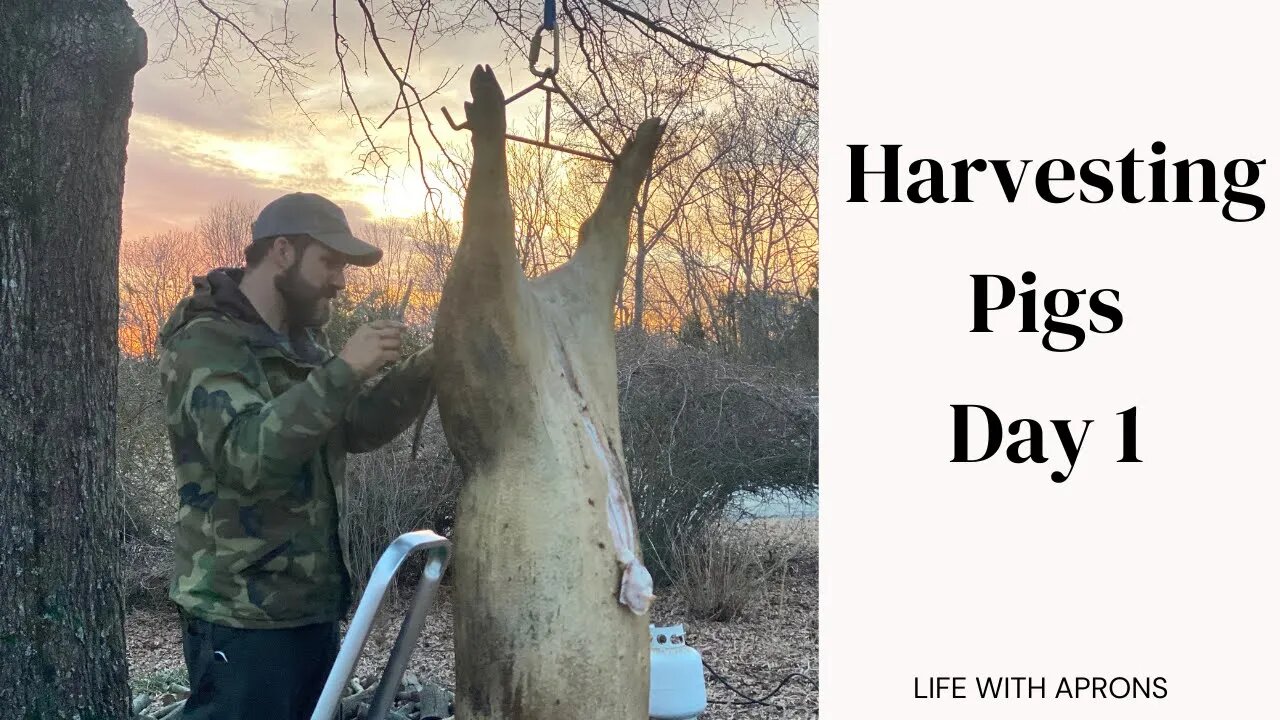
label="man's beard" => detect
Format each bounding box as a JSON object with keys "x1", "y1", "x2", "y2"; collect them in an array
[{"x1": 274, "y1": 262, "x2": 335, "y2": 329}]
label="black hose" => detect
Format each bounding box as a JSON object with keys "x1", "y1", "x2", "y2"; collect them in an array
[{"x1": 702, "y1": 658, "x2": 818, "y2": 708}]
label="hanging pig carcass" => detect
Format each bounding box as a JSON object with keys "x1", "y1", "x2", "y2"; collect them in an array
[{"x1": 434, "y1": 65, "x2": 665, "y2": 720}]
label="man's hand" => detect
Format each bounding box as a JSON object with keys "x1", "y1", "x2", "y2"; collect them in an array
[{"x1": 339, "y1": 320, "x2": 405, "y2": 380}]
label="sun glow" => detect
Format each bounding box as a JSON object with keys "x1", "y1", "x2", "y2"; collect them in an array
[
  {"x1": 358, "y1": 178, "x2": 431, "y2": 220},
  {"x1": 204, "y1": 140, "x2": 299, "y2": 179},
  {"x1": 129, "y1": 111, "x2": 467, "y2": 225},
  {"x1": 355, "y1": 171, "x2": 464, "y2": 223},
  {"x1": 131, "y1": 113, "x2": 301, "y2": 181}
]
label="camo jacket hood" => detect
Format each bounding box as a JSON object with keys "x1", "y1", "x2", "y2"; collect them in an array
[{"x1": 159, "y1": 267, "x2": 434, "y2": 629}]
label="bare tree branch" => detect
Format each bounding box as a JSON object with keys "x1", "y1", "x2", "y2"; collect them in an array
[{"x1": 593, "y1": 0, "x2": 816, "y2": 90}]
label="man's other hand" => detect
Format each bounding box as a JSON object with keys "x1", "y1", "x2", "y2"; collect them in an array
[{"x1": 339, "y1": 319, "x2": 405, "y2": 379}]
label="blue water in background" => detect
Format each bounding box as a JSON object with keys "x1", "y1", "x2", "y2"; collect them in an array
[{"x1": 730, "y1": 491, "x2": 817, "y2": 519}]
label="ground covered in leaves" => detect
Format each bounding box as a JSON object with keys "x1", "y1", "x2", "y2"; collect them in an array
[{"x1": 126, "y1": 520, "x2": 817, "y2": 718}]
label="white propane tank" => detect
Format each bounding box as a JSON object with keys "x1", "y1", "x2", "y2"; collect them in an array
[{"x1": 648, "y1": 623, "x2": 707, "y2": 720}]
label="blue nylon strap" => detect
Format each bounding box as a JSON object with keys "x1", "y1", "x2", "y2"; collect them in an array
[{"x1": 544, "y1": 0, "x2": 556, "y2": 29}]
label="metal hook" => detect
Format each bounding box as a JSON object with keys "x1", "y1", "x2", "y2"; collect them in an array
[
  {"x1": 528, "y1": 23, "x2": 559, "y2": 79},
  {"x1": 439, "y1": 70, "x2": 616, "y2": 164},
  {"x1": 439, "y1": 2, "x2": 616, "y2": 163}
]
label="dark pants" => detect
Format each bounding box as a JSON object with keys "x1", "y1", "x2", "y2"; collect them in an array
[{"x1": 180, "y1": 611, "x2": 339, "y2": 720}]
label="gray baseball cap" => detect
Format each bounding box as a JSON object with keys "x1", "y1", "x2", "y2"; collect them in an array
[{"x1": 251, "y1": 192, "x2": 383, "y2": 267}]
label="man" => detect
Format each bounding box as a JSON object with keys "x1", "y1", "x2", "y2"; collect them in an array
[{"x1": 157, "y1": 192, "x2": 435, "y2": 719}]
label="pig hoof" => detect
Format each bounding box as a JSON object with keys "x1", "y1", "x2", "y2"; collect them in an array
[{"x1": 465, "y1": 64, "x2": 506, "y2": 138}]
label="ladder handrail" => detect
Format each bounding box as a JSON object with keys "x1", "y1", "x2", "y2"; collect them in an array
[{"x1": 311, "y1": 530, "x2": 452, "y2": 720}]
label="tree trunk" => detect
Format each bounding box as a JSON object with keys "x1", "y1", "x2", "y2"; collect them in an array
[
  {"x1": 0, "y1": 3, "x2": 146, "y2": 718},
  {"x1": 630, "y1": 242, "x2": 647, "y2": 332},
  {"x1": 628, "y1": 205, "x2": 650, "y2": 332}
]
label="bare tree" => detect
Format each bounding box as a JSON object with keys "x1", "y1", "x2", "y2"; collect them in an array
[
  {"x1": 507, "y1": 139, "x2": 577, "y2": 276},
  {"x1": 197, "y1": 197, "x2": 259, "y2": 268},
  {"x1": 406, "y1": 209, "x2": 461, "y2": 322},
  {"x1": 133, "y1": 0, "x2": 817, "y2": 197},
  {"x1": 0, "y1": 2, "x2": 146, "y2": 718},
  {"x1": 652, "y1": 78, "x2": 816, "y2": 353},
  {"x1": 348, "y1": 217, "x2": 422, "y2": 316},
  {"x1": 119, "y1": 230, "x2": 207, "y2": 358},
  {"x1": 128, "y1": 0, "x2": 818, "y2": 341}
]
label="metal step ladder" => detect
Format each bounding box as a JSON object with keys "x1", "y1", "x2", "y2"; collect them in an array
[{"x1": 311, "y1": 530, "x2": 452, "y2": 720}]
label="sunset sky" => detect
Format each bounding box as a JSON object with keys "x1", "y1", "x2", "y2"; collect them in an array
[
  {"x1": 121, "y1": 1, "x2": 812, "y2": 241},
  {"x1": 121, "y1": 3, "x2": 502, "y2": 239}
]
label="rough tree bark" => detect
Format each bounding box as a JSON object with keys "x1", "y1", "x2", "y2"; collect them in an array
[
  {"x1": 0, "y1": 3, "x2": 146, "y2": 718},
  {"x1": 435, "y1": 66, "x2": 664, "y2": 719}
]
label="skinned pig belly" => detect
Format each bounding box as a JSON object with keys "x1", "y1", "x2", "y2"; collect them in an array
[
  {"x1": 451, "y1": 455, "x2": 648, "y2": 719},
  {"x1": 544, "y1": 322, "x2": 654, "y2": 615},
  {"x1": 578, "y1": 413, "x2": 653, "y2": 614}
]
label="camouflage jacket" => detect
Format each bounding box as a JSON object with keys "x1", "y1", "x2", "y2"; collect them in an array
[{"x1": 158, "y1": 268, "x2": 434, "y2": 629}]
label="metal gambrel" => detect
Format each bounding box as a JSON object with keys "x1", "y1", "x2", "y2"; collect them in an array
[{"x1": 441, "y1": 0, "x2": 616, "y2": 163}]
